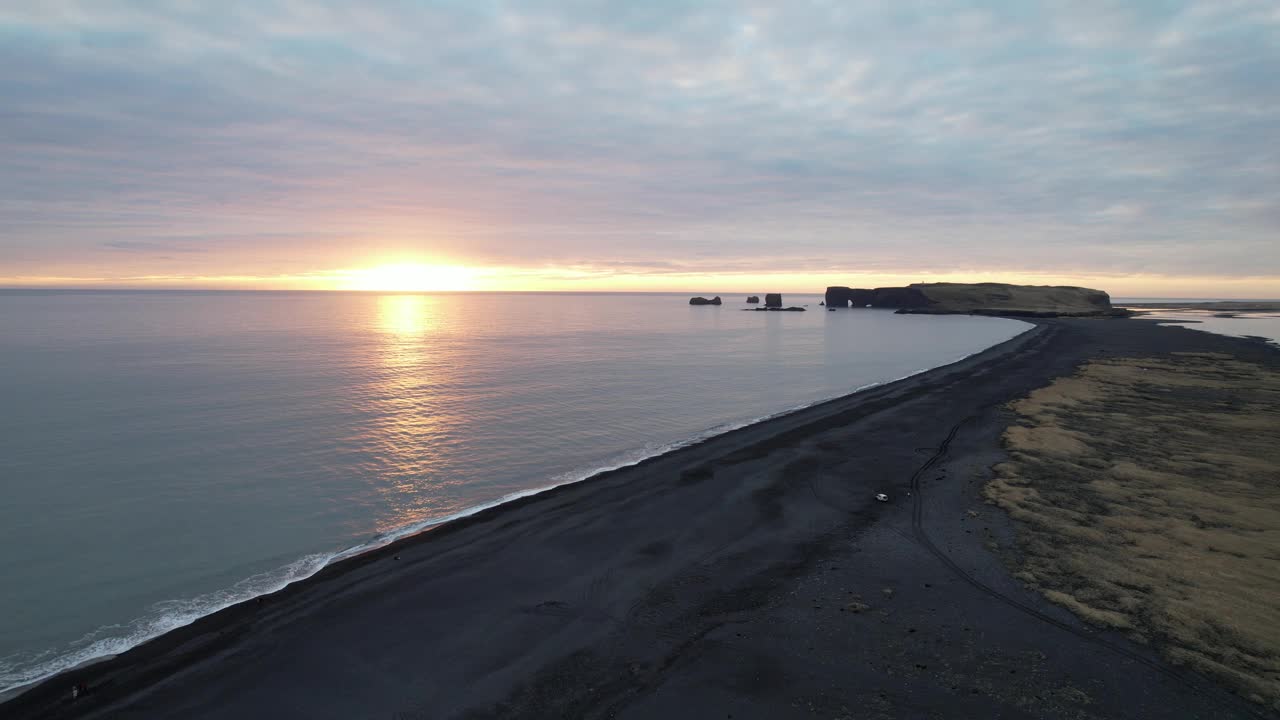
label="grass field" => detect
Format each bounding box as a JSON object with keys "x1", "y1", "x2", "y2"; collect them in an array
[{"x1": 987, "y1": 352, "x2": 1280, "y2": 709}]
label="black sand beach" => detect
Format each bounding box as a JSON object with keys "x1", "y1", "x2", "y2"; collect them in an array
[{"x1": 6, "y1": 318, "x2": 1278, "y2": 720}]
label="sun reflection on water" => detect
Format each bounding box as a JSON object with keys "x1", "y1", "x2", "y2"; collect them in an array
[
  {"x1": 378, "y1": 294, "x2": 435, "y2": 336},
  {"x1": 360, "y1": 294, "x2": 462, "y2": 534}
]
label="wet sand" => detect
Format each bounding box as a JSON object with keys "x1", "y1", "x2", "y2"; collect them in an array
[{"x1": 5, "y1": 318, "x2": 1278, "y2": 719}]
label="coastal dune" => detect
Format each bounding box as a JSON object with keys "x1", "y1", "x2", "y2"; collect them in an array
[{"x1": 5, "y1": 319, "x2": 1276, "y2": 719}]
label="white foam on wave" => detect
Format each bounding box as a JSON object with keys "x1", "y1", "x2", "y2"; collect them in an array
[
  {"x1": 0, "y1": 552, "x2": 334, "y2": 697},
  {"x1": 0, "y1": 320, "x2": 1032, "y2": 698}
]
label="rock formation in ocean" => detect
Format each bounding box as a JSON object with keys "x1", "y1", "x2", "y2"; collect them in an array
[
  {"x1": 744, "y1": 306, "x2": 806, "y2": 312},
  {"x1": 824, "y1": 286, "x2": 927, "y2": 308},
  {"x1": 871, "y1": 286, "x2": 932, "y2": 309},
  {"x1": 689, "y1": 296, "x2": 722, "y2": 306},
  {"x1": 764, "y1": 293, "x2": 782, "y2": 308},
  {"x1": 824, "y1": 283, "x2": 1121, "y2": 317},
  {"x1": 746, "y1": 296, "x2": 760, "y2": 304}
]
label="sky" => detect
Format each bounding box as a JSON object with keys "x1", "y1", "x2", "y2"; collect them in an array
[{"x1": 1, "y1": 1, "x2": 1278, "y2": 296}]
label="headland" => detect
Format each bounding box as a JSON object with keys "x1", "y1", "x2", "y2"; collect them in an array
[{"x1": 826, "y1": 282, "x2": 1125, "y2": 317}]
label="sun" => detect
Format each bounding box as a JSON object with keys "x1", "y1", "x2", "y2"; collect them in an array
[{"x1": 339, "y1": 263, "x2": 478, "y2": 292}]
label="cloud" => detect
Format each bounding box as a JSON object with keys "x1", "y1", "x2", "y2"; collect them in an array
[
  {"x1": 1096, "y1": 204, "x2": 1144, "y2": 219},
  {"x1": 0, "y1": 0, "x2": 1277, "y2": 288},
  {"x1": 102, "y1": 239, "x2": 208, "y2": 253}
]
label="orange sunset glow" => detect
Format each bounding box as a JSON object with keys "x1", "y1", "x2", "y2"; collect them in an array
[
  {"x1": 2, "y1": 0, "x2": 1277, "y2": 299},
  {"x1": 4, "y1": 264, "x2": 1279, "y2": 299},
  {"x1": 338, "y1": 264, "x2": 480, "y2": 293}
]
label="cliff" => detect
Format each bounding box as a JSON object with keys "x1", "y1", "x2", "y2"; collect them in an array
[{"x1": 825, "y1": 282, "x2": 1122, "y2": 317}]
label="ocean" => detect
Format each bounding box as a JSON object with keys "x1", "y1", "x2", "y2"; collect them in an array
[
  {"x1": 0, "y1": 290, "x2": 1029, "y2": 695},
  {"x1": 1116, "y1": 305, "x2": 1280, "y2": 345}
]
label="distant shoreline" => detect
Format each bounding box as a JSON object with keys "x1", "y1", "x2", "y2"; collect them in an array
[{"x1": 1125, "y1": 300, "x2": 1280, "y2": 313}]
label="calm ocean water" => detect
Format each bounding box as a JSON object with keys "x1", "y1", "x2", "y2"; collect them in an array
[
  {"x1": 0, "y1": 291, "x2": 1028, "y2": 694},
  {"x1": 1113, "y1": 301, "x2": 1280, "y2": 345},
  {"x1": 1137, "y1": 311, "x2": 1280, "y2": 344}
]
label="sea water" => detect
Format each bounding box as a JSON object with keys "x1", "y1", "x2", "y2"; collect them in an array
[
  {"x1": 1120, "y1": 306, "x2": 1280, "y2": 345},
  {"x1": 0, "y1": 291, "x2": 1028, "y2": 694}
]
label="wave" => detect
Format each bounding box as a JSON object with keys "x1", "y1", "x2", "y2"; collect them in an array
[
  {"x1": 0, "y1": 321, "x2": 1031, "y2": 698},
  {"x1": 0, "y1": 552, "x2": 334, "y2": 697}
]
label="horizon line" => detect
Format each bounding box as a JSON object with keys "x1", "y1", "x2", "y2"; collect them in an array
[{"x1": 0, "y1": 287, "x2": 1269, "y2": 301}]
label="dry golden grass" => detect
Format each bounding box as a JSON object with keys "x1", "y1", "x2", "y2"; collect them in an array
[
  {"x1": 913, "y1": 282, "x2": 1111, "y2": 315},
  {"x1": 986, "y1": 353, "x2": 1280, "y2": 709}
]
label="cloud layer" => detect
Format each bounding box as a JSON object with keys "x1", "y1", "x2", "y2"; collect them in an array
[{"x1": 2, "y1": 1, "x2": 1278, "y2": 290}]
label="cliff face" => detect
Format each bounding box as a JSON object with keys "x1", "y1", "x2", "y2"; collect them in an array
[
  {"x1": 823, "y1": 286, "x2": 930, "y2": 308},
  {"x1": 825, "y1": 282, "x2": 1120, "y2": 317}
]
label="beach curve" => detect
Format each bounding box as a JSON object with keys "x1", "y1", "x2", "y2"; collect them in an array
[{"x1": 5, "y1": 318, "x2": 1277, "y2": 719}]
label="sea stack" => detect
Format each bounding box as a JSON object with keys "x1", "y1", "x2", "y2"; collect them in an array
[
  {"x1": 689, "y1": 296, "x2": 722, "y2": 306},
  {"x1": 746, "y1": 296, "x2": 760, "y2": 304},
  {"x1": 764, "y1": 293, "x2": 782, "y2": 308}
]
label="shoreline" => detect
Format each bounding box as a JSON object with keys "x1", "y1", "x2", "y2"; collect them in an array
[
  {"x1": 0, "y1": 320, "x2": 1033, "y2": 701},
  {"x1": 1, "y1": 323, "x2": 1043, "y2": 711},
  {"x1": 7, "y1": 318, "x2": 1278, "y2": 719}
]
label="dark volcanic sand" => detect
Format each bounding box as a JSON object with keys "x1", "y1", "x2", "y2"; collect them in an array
[{"x1": 6, "y1": 319, "x2": 1278, "y2": 720}]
